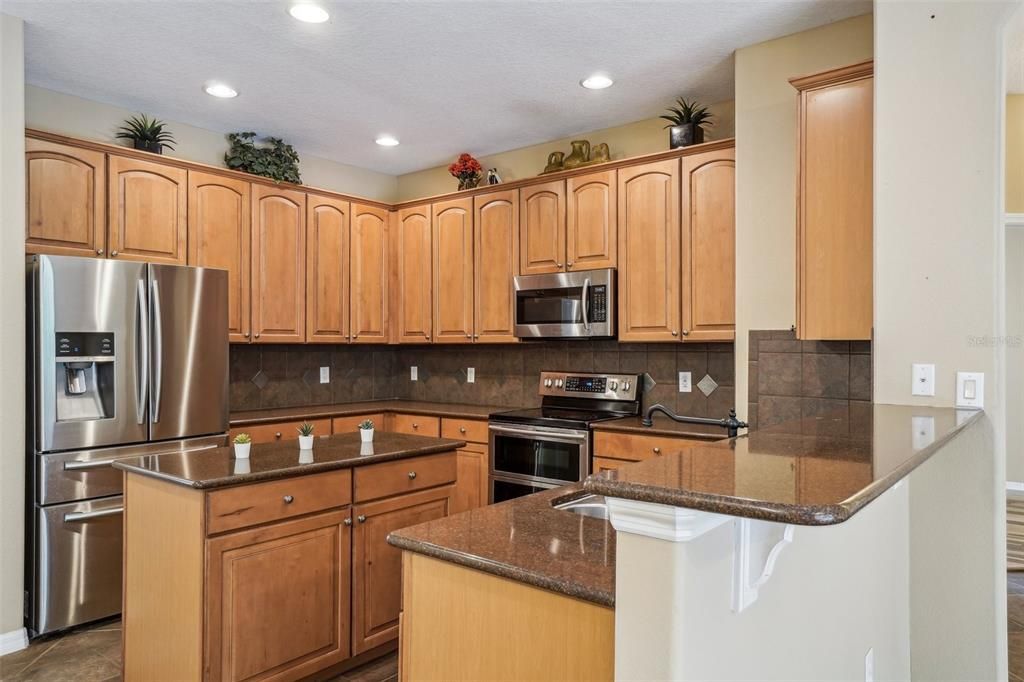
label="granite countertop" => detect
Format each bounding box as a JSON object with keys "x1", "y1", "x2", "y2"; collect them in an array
[
  {"x1": 387, "y1": 486, "x2": 616, "y2": 607},
  {"x1": 230, "y1": 400, "x2": 507, "y2": 426},
  {"x1": 585, "y1": 405, "x2": 983, "y2": 526},
  {"x1": 593, "y1": 415, "x2": 733, "y2": 439},
  {"x1": 113, "y1": 432, "x2": 466, "y2": 489}
]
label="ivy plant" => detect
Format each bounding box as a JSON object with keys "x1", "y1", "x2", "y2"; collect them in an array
[{"x1": 224, "y1": 132, "x2": 302, "y2": 184}]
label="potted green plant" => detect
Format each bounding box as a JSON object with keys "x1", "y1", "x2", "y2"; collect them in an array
[
  {"x1": 660, "y1": 98, "x2": 714, "y2": 149},
  {"x1": 116, "y1": 114, "x2": 176, "y2": 154},
  {"x1": 224, "y1": 132, "x2": 302, "y2": 184},
  {"x1": 359, "y1": 419, "x2": 375, "y2": 443},
  {"x1": 297, "y1": 422, "x2": 315, "y2": 450},
  {"x1": 232, "y1": 432, "x2": 252, "y2": 459}
]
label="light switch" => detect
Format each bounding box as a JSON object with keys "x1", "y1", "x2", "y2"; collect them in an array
[
  {"x1": 678, "y1": 371, "x2": 692, "y2": 393},
  {"x1": 956, "y1": 371, "x2": 984, "y2": 408},
  {"x1": 410, "y1": 366, "x2": 418, "y2": 381},
  {"x1": 319, "y1": 367, "x2": 330, "y2": 384},
  {"x1": 911, "y1": 364, "x2": 935, "y2": 396},
  {"x1": 467, "y1": 367, "x2": 475, "y2": 383}
]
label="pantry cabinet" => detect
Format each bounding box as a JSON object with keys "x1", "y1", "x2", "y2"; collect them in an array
[
  {"x1": 792, "y1": 61, "x2": 873, "y2": 341},
  {"x1": 25, "y1": 138, "x2": 106, "y2": 258},
  {"x1": 108, "y1": 154, "x2": 188, "y2": 264},
  {"x1": 617, "y1": 159, "x2": 681, "y2": 342},
  {"x1": 350, "y1": 203, "x2": 390, "y2": 344},
  {"x1": 681, "y1": 148, "x2": 735, "y2": 341},
  {"x1": 566, "y1": 170, "x2": 617, "y2": 271},
  {"x1": 187, "y1": 171, "x2": 251, "y2": 342},
  {"x1": 432, "y1": 197, "x2": 475, "y2": 343},
  {"x1": 519, "y1": 180, "x2": 566, "y2": 275},
  {"x1": 306, "y1": 194, "x2": 350, "y2": 343},
  {"x1": 251, "y1": 184, "x2": 306, "y2": 343},
  {"x1": 473, "y1": 189, "x2": 519, "y2": 342},
  {"x1": 394, "y1": 205, "x2": 433, "y2": 343}
]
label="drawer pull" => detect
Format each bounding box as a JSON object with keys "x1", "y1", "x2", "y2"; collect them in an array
[
  {"x1": 343, "y1": 517, "x2": 353, "y2": 526},
  {"x1": 408, "y1": 471, "x2": 417, "y2": 480},
  {"x1": 275, "y1": 432, "x2": 282, "y2": 439},
  {"x1": 357, "y1": 515, "x2": 367, "y2": 523},
  {"x1": 412, "y1": 423, "x2": 419, "y2": 429},
  {"x1": 283, "y1": 495, "x2": 294, "y2": 504},
  {"x1": 459, "y1": 427, "x2": 467, "y2": 434},
  {"x1": 653, "y1": 447, "x2": 661, "y2": 454}
]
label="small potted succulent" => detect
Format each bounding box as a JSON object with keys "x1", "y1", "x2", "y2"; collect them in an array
[
  {"x1": 297, "y1": 422, "x2": 315, "y2": 450},
  {"x1": 232, "y1": 432, "x2": 252, "y2": 459},
  {"x1": 116, "y1": 114, "x2": 176, "y2": 154},
  {"x1": 448, "y1": 153, "x2": 483, "y2": 191},
  {"x1": 660, "y1": 98, "x2": 714, "y2": 149},
  {"x1": 359, "y1": 419, "x2": 375, "y2": 443}
]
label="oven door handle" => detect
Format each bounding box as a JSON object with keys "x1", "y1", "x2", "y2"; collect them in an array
[
  {"x1": 488, "y1": 424, "x2": 589, "y2": 441},
  {"x1": 581, "y1": 277, "x2": 591, "y2": 332}
]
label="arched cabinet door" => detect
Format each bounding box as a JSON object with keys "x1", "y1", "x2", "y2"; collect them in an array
[
  {"x1": 394, "y1": 204, "x2": 432, "y2": 344},
  {"x1": 519, "y1": 180, "x2": 565, "y2": 275},
  {"x1": 306, "y1": 194, "x2": 350, "y2": 343},
  {"x1": 432, "y1": 197, "x2": 474, "y2": 343},
  {"x1": 26, "y1": 138, "x2": 106, "y2": 257},
  {"x1": 251, "y1": 185, "x2": 306, "y2": 343},
  {"x1": 350, "y1": 203, "x2": 390, "y2": 344},
  {"x1": 617, "y1": 159, "x2": 681, "y2": 342},
  {"x1": 108, "y1": 154, "x2": 187, "y2": 264},
  {"x1": 567, "y1": 170, "x2": 617, "y2": 271},
  {"x1": 474, "y1": 189, "x2": 519, "y2": 343}
]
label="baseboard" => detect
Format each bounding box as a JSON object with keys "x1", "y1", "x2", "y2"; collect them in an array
[
  {"x1": 0, "y1": 627, "x2": 28, "y2": 656},
  {"x1": 1008, "y1": 481, "x2": 1024, "y2": 492}
]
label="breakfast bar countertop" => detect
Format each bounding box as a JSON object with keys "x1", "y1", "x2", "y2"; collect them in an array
[{"x1": 113, "y1": 431, "x2": 467, "y2": 489}]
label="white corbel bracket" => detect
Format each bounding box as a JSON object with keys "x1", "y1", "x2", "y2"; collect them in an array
[{"x1": 732, "y1": 518, "x2": 795, "y2": 613}]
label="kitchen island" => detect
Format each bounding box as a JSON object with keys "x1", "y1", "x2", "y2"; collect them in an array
[{"x1": 114, "y1": 431, "x2": 464, "y2": 682}]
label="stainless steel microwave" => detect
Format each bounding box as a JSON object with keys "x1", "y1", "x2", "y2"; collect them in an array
[{"x1": 513, "y1": 268, "x2": 615, "y2": 339}]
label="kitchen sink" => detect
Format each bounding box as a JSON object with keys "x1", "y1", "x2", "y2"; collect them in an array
[{"x1": 553, "y1": 494, "x2": 608, "y2": 520}]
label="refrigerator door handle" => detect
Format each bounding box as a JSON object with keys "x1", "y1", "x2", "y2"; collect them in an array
[
  {"x1": 135, "y1": 278, "x2": 148, "y2": 425},
  {"x1": 63, "y1": 506, "x2": 124, "y2": 523},
  {"x1": 150, "y1": 277, "x2": 163, "y2": 424}
]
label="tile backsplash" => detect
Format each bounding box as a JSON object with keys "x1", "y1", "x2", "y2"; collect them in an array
[
  {"x1": 230, "y1": 341, "x2": 735, "y2": 415},
  {"x1": 747, "y1": 330, "x2": 871, "y2": 434}
]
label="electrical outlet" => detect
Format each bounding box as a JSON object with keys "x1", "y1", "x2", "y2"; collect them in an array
[
  {"x1": 467, "y1": 367, "x2": 475, "y2": 383},
  {"x1": 410, "y1": 366, "x2": 418, "y2": 381},
  {"x1": 911, "y1": 363, "x2": 935, "y2": 396},
  {"x1": 319, "y1": 367, "x2": 330, "y2": 384},
  {"x1": 864, "y1": 647, "x2": 874, "y2": 682},
  {"x1": 678, "y1": 371, "x2": 692, "y2": 393}
]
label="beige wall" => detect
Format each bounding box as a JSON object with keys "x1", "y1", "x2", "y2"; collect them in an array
[
  {"x1": 734, "y1": 13, "x2": 873, "y2": 421},
  {"x1": 1007, "y1": 229, "x2": 1024, "y2": 482},
  {"x1": 0, "y1": 13, "x2": 26, "y2": 645},
  {"x1": 25, "y1": 86, "x2": 399, "y2": 202},
  {"x1": 1009, "y1": 95, "x2": 1024, "y2": 213},
  {"x1": 395, "y1": 101, "x2": 735, "y2": 202}
]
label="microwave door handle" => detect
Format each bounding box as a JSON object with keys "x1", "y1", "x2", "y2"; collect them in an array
[
  {"x1": 150, "y1": 277, "x2": 163, "y2": 424},
  {"x1": 581, "y1": 277, "x2": 591, "y2": 331},
  {"x1": 135, "y1": 278, "x2": 148, "y2": 424}
]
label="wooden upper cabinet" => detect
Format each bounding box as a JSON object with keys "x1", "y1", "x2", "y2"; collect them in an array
[
  {"x1": 432, "y1": 198, "x2": 474, "y2": 343},
  {"x1": 617, "y1": 159, "x2": 681, "y2": 342},
  {"x1": 792, "y1": 61, "x2": 873, "y2": 341},
  {"x1": 473, "y1": 189, "x2": 519, "y2": 343},
  {"x1": 108, "y1": 155, "x2": 187, "y2": 264},
  {"x1": 681, "y1": 148, "x2": 735, "y2": 341},
  {"x1": 251, "y1": 184, "x2": 306, "y2": 343},
  {"x1": 187, "y1": 171, "x2": 251, "y2": 343},
  {"x1": 567, "y1": 170, "x2": 617, "y2": 271},
  {"x1": 306, "y1": 194, "x2": 350, "y2": 343},
  {"x1": 350, "y1": 203, "x2": 389, "y2": 343},
  {"x1": 25, "y1": 138, "x2": 106, "y2": 258},
  {"x1": 519, "y1": 180, "x2": 566, "y2": 275},
  {"x1": 394, "y1": 205, "x2": 433, "y2": 344}
]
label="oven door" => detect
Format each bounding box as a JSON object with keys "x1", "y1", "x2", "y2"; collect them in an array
[
  {"x1": 513, "y1": 269, "x2": 615, "y2": 338},
  {"x1": 490, "y1": 475, "x2": 561, "y2": 504},
  {"x1": 489, "y1": 423, "x2": 590, "y2": 488}
]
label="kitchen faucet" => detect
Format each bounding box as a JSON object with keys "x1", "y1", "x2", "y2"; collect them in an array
[{"x1": 641, "y1": 404, "x2": 749, "y2": 439}]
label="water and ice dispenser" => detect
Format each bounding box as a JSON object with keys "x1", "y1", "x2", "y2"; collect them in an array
[{"x1": 54, "y1": 332, "x2": 115, "y2": 422}]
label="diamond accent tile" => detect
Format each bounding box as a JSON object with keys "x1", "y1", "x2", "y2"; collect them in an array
[
  {"x1": 302, "y1": 368, "x2": 318, "y2": 388},
  {"x1": 697, "y1": 374, "x2": 718, "y2": 397},
  {"x1": 251, "y1": 370, "x2": 269, "y2": 390},
  {"x1": 642, "y1": 372, "x2": 657, "y2": 393}
]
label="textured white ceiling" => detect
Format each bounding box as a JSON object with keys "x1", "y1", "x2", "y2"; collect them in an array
[{"x1": 5, "y1": 0, "x2": 870, "y2": 175}]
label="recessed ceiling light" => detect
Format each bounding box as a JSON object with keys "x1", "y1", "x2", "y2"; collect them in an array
[
  {"x1": 580, "y1": 74, "x2": 614, "y2": 90},
  {"x1": 204, "y1": 82, "x2": 238, "y2": 98},
  {"x1": 375, "y1": 135, "x2": 400, "y2": 147},
  {"x1": 289, "y1": 3, "x2": 329, "y2": 23}
]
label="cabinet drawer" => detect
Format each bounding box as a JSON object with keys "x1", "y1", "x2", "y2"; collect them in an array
[
  {"x1": 207, "y1": 469, "x2": 351, "y2": 535},
  {"x1": 230, "y1": 418, "x2": 331, "y2": 445},
  {"x1": 593, "y1": 431, "x2": 707, "y2": 463},
  {"x1": 387, "y1": 414, "x2": 441, "y2": 437},
  {"x1": 354, "y1": 452, "x2": 456, "y2": 503},
  {"x1": 332, "y1": 413, "x2": 385, "y2": 435},
  {"x1": 441, "y1": 417, "x2": 488, "y2": 444}
]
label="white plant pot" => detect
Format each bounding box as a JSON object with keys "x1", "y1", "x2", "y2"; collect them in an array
[
  {"x1": 233, "y1": 442, "x2": 251, "y2": 459},
  {"x1": 233, "y1": 458, "x2": 251, "y2": 475},
  {"x1": 360, "y1": 428, "x2": 374, "y2": 443},
  {"x1": 359, "y1": 442, "x2": 375, "y2": 456},
  {"x1": 298, "y1": 435, "x2": 314, "y2": 450}
]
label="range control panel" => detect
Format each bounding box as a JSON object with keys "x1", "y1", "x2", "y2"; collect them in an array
[{"x1": 538, "y1": 371, "x2": 641, "y2": 401}]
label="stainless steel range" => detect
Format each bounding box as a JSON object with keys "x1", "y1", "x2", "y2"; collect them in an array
[{"x1": 488, "y1": 371, "x2": 642, "y2": 503}]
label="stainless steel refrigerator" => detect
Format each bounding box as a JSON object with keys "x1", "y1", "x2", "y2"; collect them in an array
[{"x1": 26, "y1": 254, "x2": 230, "y2": 636}]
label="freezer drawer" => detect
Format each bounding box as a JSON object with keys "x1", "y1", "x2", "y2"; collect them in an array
[
  {"x1": 31, "y1": 496, "x2": 124, "y2": 636},
  {"x1": 37, "y1": 435, "x2": 227, "y2": 505}
]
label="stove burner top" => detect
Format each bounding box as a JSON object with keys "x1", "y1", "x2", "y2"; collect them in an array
[{"x1": 489, "y1": 406, "x2": 626, "y2": 430}]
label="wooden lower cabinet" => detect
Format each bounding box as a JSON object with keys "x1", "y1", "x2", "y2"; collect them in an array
[
  {"x1": 332, "y1": 413, "x2": 385, "y2": 434},
  {"x1": 385, "y1": 413, "x2": 440, "y2": 437},
  {"x1": 452, "y1": 443, "x2": 488, "y2": 513},
  {"x1": 592, "y1": 456, "x2": 627, "y2": 474},
  {"x1": 352, "y1": 486, "x2": 453, "y2": 655},
  {"x1": 230, "y1": 418, "x2": 331, "y2": 445},
  {"x1": 205, "y1": 510, "x2": 351, "y2": 681}
]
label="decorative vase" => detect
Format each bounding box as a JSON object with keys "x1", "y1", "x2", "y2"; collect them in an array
[
  {"x1": 668, "y1": 124, "x2": 704, "y2": 149},
  {"x1": 360, "y1": 442, "x2": 375, "y2": 456},
  {"x1": 133, "y1": 139, "x2": 163, "y2": 154},
  {"x1": 299, "y1": 449, "x2": 314, "y2": 465},
  {"x1": 233, "y1": 442, "x2": 251, "y2": 459},
  {"x1": 563, "y1": 140, "x2": 591, "y2": 169},
  {"x1": 298, "y1": 435, "x2": 314, "y2": 450},
  {"x1": 360, "y1": 428, "x2": 374, "y2": 443},
  {"x1": 457, "y1": 175, "x2": 480, "y2": 191},
  {"x1": 233, "y1": 459, "x2": 251, "y2": 475}
]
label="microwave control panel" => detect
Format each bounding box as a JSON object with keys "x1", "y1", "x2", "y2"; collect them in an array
[{"x1": 589, "y1": 285, "x2": 608, "y2": 322}]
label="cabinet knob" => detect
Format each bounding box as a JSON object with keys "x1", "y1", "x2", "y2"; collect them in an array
[
  {"x1": 254, "y1": 333, "x2": 260, "y2": 339},
  {"x1": 357, "y1": 515, "x2": 367, "y2": 523},
  {"x1": 243, "y1": 332, "x2": 250, "y2": 338},
  {"x1": 653, "y1": 447, "x2": 661, "y2": 455},
  {"x1": 283, "y1": 495, "x2": 294, "y2": 504},
  {"x1": 567, "y1": 261, "x2": 573, "y2": 268},
  {"x1": 274, "y1": 432, "x2": 282, "y2": 439},
  {"x1": 408, "y1": 471, "x2": 417, "y2": 480},
  {"x1": 555, "y1": 262, "x2": 563, "y2": 268},
  {"x1": 110, "y1": 250, "x2": 119, "y2": 257},
  {"x1": 671, "y1": 330, "x2": 678, "y2": 337},
  {"x1": 353, "y1": 335, "x2": 359, "y2": 340},
  {"x1": 465, "y1": 333, "x2": 471, "y2": 338},
  {"x1": 412, "y1": 423, "x2": 419, "y2": 429},
  {"x1": 96, "y1": 248, "x2": 104, "y2": 256},
  {"x1": 426, "y1": 334, "x2": 431, "y2": 340},
  {"x1": 459, "y1": 427, "x2": 467, "y2": 434},
  {"x1": 343, "y1": 517, "x2": 352, "y2": 526},
  {"x1": 682, "y1": 330, "x2": 690, "y2": 336}
]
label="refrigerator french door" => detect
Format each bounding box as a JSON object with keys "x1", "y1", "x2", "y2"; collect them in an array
[{"x1": 26, "y1": 255, "x2": 229, "y2": 635}]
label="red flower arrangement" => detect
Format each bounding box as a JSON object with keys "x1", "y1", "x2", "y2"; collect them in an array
[{"x1": 448, "y1": 153, "x2": 483, "y2": 190}]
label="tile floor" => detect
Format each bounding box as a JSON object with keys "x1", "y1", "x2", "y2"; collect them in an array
[
  {"x1": 1009, "y1": 572, "x2": 1024, "y2": 681},
  {"x1": 0, "y1": 618, "x2": 397, "y2": 681}
]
